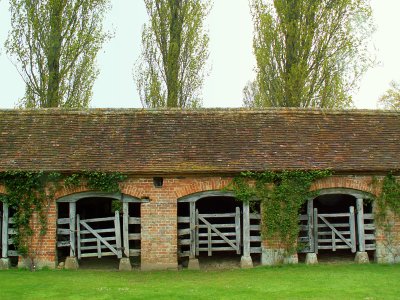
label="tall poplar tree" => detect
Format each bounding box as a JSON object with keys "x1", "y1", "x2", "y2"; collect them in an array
[
  {"x1": 5, "y1": 0, "x2": 110, "y2": 108},
  {"x1": 135, "y1": 0, "x2": 210, "y2": 108},
  {"x1": 246, "y1": 0, "x2": 374, "y2": 108}
]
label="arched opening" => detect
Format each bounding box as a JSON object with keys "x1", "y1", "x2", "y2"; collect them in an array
[
  {"x1": 178, "y1": 191, "x2": 261, "y2": 269},
  {"x1": 56, "y1": 192, "x2": 143, "y2": 270},
  {"x1": 298, "y1": 188, "x2": 375, "y2": 263}
]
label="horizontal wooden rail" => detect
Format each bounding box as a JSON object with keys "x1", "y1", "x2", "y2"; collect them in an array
[
  {"x1": 81, "y1": 216, "x2": 115, "y2": 223},
  {"x1": 80, "y1": 228, "x2": 115, "y2": 235},
  {"x1": 249, "y1": 213, "x2": 261, "y2": 220},
  {"x1": 177, "y1": 217, "x2": 190, "y2": 223},
  {"x1": 57, "y1": 218, "x2": 70, "y2": 225},
  {"x1": 128, "y1": 233, "x2": 141, "y2": 240},
  {"x1": 128, "y1": 217, "x2": 141, "y2": 225},
  {"x1": 129, "y1": 249, "x2": 141, "y2": 256}
]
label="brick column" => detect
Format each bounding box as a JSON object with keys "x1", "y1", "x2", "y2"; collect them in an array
[
  {"x1": 140, "y1": 198, "x2": 178, "y2": 270},
  {"x1": 19, "y1": 201, "x2": 58, "y2": 269}
]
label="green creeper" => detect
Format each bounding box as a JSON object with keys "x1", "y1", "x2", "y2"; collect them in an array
[
  {"x1": 135, "y1": 0, "x2": 210, "y2": 108},
  {"x1": 245, "y1": 0, "x2": 374, "y2": 108},
  {"x1": 5, "y1": 0, "x2": 110, "y2": 108}
]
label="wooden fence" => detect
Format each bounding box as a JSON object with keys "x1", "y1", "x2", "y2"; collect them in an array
[{"x1": 249, "y1": 213, "x2": 262, "y2": 254}]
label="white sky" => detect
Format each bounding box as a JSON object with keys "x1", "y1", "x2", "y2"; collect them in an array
[{"x1": 0, "y1": 0, "x2": 399, "y2": 109}]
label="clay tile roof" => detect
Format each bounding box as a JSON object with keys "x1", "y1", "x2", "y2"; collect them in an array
[{"x1": 0, "y1": 108, "x2": 399, "y2": 174}]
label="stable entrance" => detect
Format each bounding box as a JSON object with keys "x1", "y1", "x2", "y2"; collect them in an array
[
  {"x1": 57, "y1": 192, "x2": 143, "y2": 268},
  {"x1": 298, "y1": 189, "x2": 375, "y2": 259},
  {"x1": 178, "y1": 192, "x2": 262, "y2": 267}
]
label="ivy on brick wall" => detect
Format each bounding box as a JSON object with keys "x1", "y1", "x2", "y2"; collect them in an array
[
  {"x1": 64, "y1": 171, "x2": 127, "y2": 193},
  {"x1": 0, "y1": 171, "x2": 62, "y2": 255},
  {"x1": 228, "y1": 170, "x2": 332, "y2": 254},
  {"x1": 371, "y1": 172, "x2": 400, "y2": 261},
  {"x1": 374, "y1": 173, "x2": 400, "y2": 222},
  {"x1": 0, "y1": 171, "x2": 126, "y2": 256}
]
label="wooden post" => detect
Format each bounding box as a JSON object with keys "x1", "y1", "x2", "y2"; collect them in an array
[
  {"x1": 349, "y1": 206, "x2": 357, "y2": 253},
  {"x1": 114, "y1": 210, "x2": 122, "y2": 259},
  {"x1": 356, "y1": 198, "x2": 365, "y2": 252},
  {"x1": 307, "y1": 199, "x2": 314, "y2": 252},
  {"x1": 313, "y1": 208, "x2": 318, "y2": 254},
  {"x1": 2, "y1": 203, "x2": 9, "y2": 258},
  {"x1": 69, "y1": 202, "x2": 76, "y2": 257},
  {"x1": 207, "y1": 225, "x2": 212, "y2": 256},
  {"x1": 195, "y1": 209, "x2": 199, "y2": 256},
  {"x1": 76, "y1": 214, "x2": 81, "y2": 259},
  {"x1": 122, "y1": 202, "x2": 129, "y2": 257},
  {"x1": 189, "y1": 202, "x2": 196, "y2": 258},
  {"x1": 242, "y1": 202, "x2": 250, "y2": 257},
  {"x1": 235, "y1": 207, "x2": 241, "y2": 254},
  {"x1": 97, "y1": 239, "x2": 102, "y2": 258},
  {"x1": 332, "y1": 231, "x2": 336, "y2": 251}
]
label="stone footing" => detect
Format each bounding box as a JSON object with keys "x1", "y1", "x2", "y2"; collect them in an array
[
  {"x1": 240, "y1": 255, "x2": 254, "y2": 268},
  {"x1": 261, "y1": 249, "x2": 285, "y2": 266},
  {"x1": 141, "y1": 263, "x2": 178, "y2": 271},
  {"x1": 187, "y1": 258, "x2": 200, "y2": 270},
  {"x1": 64, "y1": 256, "x2": 79, "y2": 270},
  {"x1": 17, "y1": 257, "x2": 55, "y2": 270},
  {"x1": 354, "y1": 251, "x2": 369, "y2": 264},
  {"x1": 305, "y1": 253, "x2": 318, "y2": 265},
  {"x1": 375, "y1": 244, "x2": 400, "y2": 264},
  {"x1": 283, "y1": 253, "x2": 298, "y2": 264},
  {"x1": 0, "y1": 258, "x2": 10, "y2": 270},
  {"x1": 119, "y1": 258, "x2": 132, "y2": 271}
]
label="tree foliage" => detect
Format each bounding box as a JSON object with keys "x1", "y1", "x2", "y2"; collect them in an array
[
  {"x1": 135, "y1": 0, "x2": 210, "y2": 108},
  {"x1": 246, "y1": 0, "x2": 374, "y2": 108},
  {"x1": 379, "y1": 81, "x2": 400, "y2": 111},
  {"x1": 5, "y1": 0, "x2": 110, "y2": 108}
]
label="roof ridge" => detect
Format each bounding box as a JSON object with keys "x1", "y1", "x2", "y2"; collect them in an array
[{"x1": 0, "y1": 107, "x2": 399, "y2": 116}]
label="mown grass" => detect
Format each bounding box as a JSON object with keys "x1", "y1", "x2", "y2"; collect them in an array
[{"x1": 0, "y1": 264, "x2": 399, "y2": 299}]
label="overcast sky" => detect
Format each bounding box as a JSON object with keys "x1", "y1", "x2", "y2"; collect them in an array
[{"x1": 1, "y1": 0, "x2": 400, "y2": 109}]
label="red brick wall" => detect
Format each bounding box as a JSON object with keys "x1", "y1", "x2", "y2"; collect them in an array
[
  {"x1": 119, "y1": 176, "x2": 232, "y2": 269},
  {"x1": 2, "y1": 174, "x2": 400, "y2": 267},
  {"x1": 18, "y1": 176, "x2": 233, "y2": 269}
]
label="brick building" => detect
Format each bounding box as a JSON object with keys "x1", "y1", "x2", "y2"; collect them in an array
[{"x1": 0, "y1": 108, "x2": 399, "y2": 270}]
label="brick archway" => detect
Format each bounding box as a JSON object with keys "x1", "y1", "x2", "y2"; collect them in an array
[
  {"x1": 174, "y1": 177, "x2": 232, "y2": 200},
  {"x1": 310, "y1": 176, "x2": 377, "y2": 197}
]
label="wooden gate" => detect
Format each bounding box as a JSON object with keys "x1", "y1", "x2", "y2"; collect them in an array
[
  {"x1": 314, "y1": 206, "x2": 357, "y2": 253},
  {"x1": 195, "y1": 207, "x2": 241, "y2": 256},
  {"x1": 76, "y1": 211, "x2": 122, "y2": 259}
]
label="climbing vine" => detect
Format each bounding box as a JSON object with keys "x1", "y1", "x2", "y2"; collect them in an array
[
  {"x1": 373, "y1": 173, "x2": 400, "y2": 262},
  {"x1": 0, "y1": 171, "x2": 126, "y2": 256},
  {"x1": 229, "y1": 170, "x2": 332, "y2": 254},
  {"x1": 0, "y1": 171, "x2": 62, "y2": 255},
  {"x1": 64, "y1": 171, "x2": 127, "y2": 193},
  {"x1": 374, "y1": 173, "x2": 400, "y2": 223}
]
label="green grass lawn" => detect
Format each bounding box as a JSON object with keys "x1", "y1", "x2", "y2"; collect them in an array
[{"x1": 0, "y1": 264, "x2": 399, "y2": 299}]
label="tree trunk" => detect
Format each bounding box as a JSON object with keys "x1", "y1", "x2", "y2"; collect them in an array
[
  {"x1": 166, "y1": 0, "x2": 183, "y2": 107},
  {"x1": 46, "y1": 1, "x2": 64, "y2": 107}
]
